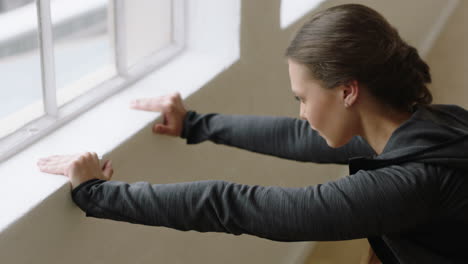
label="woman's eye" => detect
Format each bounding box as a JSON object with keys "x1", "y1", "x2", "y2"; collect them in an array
[{"x1": 294, "y1": 96, "x2": 304, "y2": 103}]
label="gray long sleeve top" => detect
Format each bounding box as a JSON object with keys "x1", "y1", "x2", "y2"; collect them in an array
[{"x1": 72, "y1": 104, "x2": 468, "y2": 264}]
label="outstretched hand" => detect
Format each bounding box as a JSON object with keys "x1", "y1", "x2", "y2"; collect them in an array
[
  {"x1": 129, "y1": 91, "x2": 187, "y2": 137},
  {"x1": 37, "y1": 152, "x2": 113, "y2": 190},
  {"x1": 38, "y1": 92, "x2": 186, "y2": 190}
]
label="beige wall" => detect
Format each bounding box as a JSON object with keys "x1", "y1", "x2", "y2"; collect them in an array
[
  {"x1": 0, "y1": 0, "x2": 464, "y2": 264},
  {"x1": 426, "y1": 0, "x2": 468, "y2": 108}
]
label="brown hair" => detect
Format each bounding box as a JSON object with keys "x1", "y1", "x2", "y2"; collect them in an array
[{"x1": 285, "y1": 4, "x2": 432, "y2": 112}]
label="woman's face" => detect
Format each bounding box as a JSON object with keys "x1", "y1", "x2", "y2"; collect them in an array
[{"x1": 288, "y1": 59, "x2": 354, "y2": 148}]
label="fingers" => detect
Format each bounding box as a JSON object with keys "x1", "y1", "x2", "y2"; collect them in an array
[
  {"x1": 129, "y1": 98, "x2": 165, "y2": 112},
  {"x1": 101, "y1": 159, "x2": 109, "y2": 170},
  {"x1": 102, "y1": 160, "x2": 113, "y2": 180},
  {"x1": 37, "y1": 152, "x2": 100, "y2": 176},
  {"x1": 82, "y1": 152, "x2": 104, "y2": 172},
  {"x1": 91, "y1": 152, "x2": 100, "y2": 167},
  {"x1": 153, "y1": 124, "x2": 171, "y2": 134},
  {"x1": 129, "y1": 92, "x2": 186, "y2": 137},
  {"x1": 37, "y1": 154, "x2": 78, "y2": 175},
  {"x1": 37, "y1": 159, "x2": 67, "y2": 175},
  {"x1": 129, "y1": 92, "x2": 182, "y2": 112},
  {"x1": 39, "y1": 152, "x2": 115, "y2": 184}
]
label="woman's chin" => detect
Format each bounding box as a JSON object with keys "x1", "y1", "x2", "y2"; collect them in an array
[
  {"x1": 325, "y1": 140, "x2": 337, "y2": 148},
  {"x1": 316, "y1": 130, "x2": 347, "y2": 148},
  {"x1": 324, "y1": 137, "x2": 347, "y2": 149}
]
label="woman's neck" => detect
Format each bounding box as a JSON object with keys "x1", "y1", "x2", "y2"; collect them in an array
[{"x1": 358, "y1": 105, "x2": 413, "y2": 155}]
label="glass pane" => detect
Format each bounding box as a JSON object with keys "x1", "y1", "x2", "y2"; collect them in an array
[
  {"x1": 0, "y1": 1, "x2": 44, "y2": 139},
  {"x1": 125, "y1": 0, "x2": 172, "y2": 68},
  {"x1": 51, "y1": 0, "x2": 115, "y2": 107}
]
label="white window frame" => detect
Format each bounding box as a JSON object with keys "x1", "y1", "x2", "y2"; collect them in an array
[{"x1": 0, "y1": 0, "x2": 186, "y2": 163}]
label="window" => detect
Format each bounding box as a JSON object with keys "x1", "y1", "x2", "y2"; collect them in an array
[
  {"x1": 280, "y1": 0, "x2": 326, "y2": 29},
  {"x1": 0, "y1": 0, "x2": 43, "y2": 144},
  {"x1": 51, "y1": 0, "x2": 115, "y2": 107},
  {"x1": 0, "y1": 0, "x2": 185, "y2": 163}
]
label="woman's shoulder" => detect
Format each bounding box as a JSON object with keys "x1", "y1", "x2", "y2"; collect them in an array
[{"x1": 419, "y1": 104, "x2": 468, "y2": 123}]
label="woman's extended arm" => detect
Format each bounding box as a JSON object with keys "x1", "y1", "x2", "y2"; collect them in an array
[
  {"x1": 129, "y1": 93, "x2": 376, "y2": 165},
  {"x1": 71, "y1": 165, "x2": 436, "y2": 242},
  {"x1": 181, "y1": 110, "x2": 375, "y2": 164}
]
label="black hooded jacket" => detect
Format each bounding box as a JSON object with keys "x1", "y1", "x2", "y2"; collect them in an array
[{"x1": 72, "y1": 104, "x2": 468, "y2": 264}]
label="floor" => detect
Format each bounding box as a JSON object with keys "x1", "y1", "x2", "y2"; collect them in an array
[{"x1": 305, "y1": 239, "x2": 370, "y2": 264}]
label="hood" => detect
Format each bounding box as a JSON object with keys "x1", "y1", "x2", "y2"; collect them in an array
[{"x1": 355, "y1": 104, "x2": 468, "y2": 172}]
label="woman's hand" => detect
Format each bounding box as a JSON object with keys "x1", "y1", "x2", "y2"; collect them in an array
[
  {"x1": 37, "y1": 152, "x2": 113, "y2": 190},
  {"x1": 129, "y1": 92, "x2": 187, "y2": 137}
]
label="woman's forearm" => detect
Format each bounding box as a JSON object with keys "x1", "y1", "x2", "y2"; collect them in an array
[{"x1": 181, "y1": 111, "x2": 375, "y2": 164}]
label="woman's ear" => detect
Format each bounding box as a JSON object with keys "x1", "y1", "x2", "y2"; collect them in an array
[{"x1": 342, "y1": 80, "x2": 359, "y2": 107}]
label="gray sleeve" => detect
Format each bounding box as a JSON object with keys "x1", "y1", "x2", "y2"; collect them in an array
[
  {"x1": 180, "y1": 111, "x2": 375, "y2": 164},
  {"x1": 71, "y1": 165, "x2": 436, "y2": 242}
]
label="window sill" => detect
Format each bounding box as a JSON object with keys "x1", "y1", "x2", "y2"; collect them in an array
[{"x1": 0, "y1": 0, "x2": 240, "y2": 233}]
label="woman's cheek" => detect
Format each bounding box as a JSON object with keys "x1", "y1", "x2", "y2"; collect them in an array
[
  {"x1": 327, "y1": 116, "x2": 352, "y2": 148},
  {"x1": 307, "y1": 104, "x2": 326, "y2": 131},
  {"x1": 302, "y1": 105, "x2": 315, "y2": 129},
  {"x1": 311, "y1": 104, "x2": 339, "y2": 145}
]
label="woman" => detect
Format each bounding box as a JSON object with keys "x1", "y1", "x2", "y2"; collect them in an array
[{"x1": 37, "y1": 4, "x2": 468, "y2": 264}]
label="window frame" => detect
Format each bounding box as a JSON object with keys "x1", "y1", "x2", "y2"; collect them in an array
[{"x1": 0, "y1": 0, "x2": 186, "y2": 163}]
